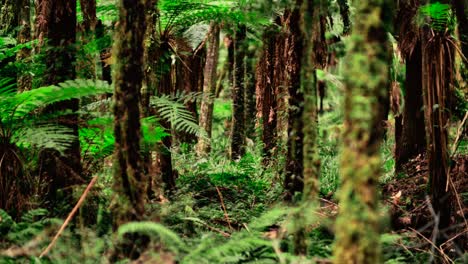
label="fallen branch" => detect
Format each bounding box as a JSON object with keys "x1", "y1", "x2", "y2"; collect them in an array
[{"x1": 39, "y1": 176, "x2": 98, "y2": 258}]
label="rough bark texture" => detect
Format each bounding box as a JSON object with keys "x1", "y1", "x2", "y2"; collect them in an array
[
  {"x1": 39, "y1": 0, "x2": 83, "y2": 209},
  {"x1": 244, "y1": 48, "x2": 257, "y2": 141},
  {"x1": 196, "y1": 23, "x2": 220, "y2": 155},
  {"x1": 112, "y1": 0, "x2": 147, "y2": 226},
  {"x1": 284, "y1": 6, "x2": 305, "y2": 201},
  {"x1": 395, "y1": 40, "x2": 426, "y2": 172},
  {"x1": 77, "y1": 0, "x2": 97, "y2": 79},
  {"x1": 333, "y1": 0, "x2": 392, "y2": 262},
  {"x1": 255, "y1": 26, "x2": 278, "y2": 161},
  {"x1": 0, "y1": 0, "x2": 18, "y2": 36},
  {"x1": 156, "y1": 40, "x2": 176, "y2": 192},
  {"x1": 142, "y1": 0, "x2": 158, "y2": 199},
  {"x1": 230, "y1": 25, "x2": 247, "y2": 160},
  {"x1": 16, "y1": 0, "x2": 32, "y2": 91}
]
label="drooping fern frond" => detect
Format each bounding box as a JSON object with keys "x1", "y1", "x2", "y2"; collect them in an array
[
  {"x1": 117, "y1": 221, "x2": 186, "y2": 254},
  {"x1": 151, "y1": 94, "x2": 204, "y2": 137}
]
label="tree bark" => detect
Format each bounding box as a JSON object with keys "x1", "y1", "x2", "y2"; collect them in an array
[
  {"x1": 333, "y1": 0, "x2": 392, "y2": 262},
  {"x1": 196, "y1": 22, "x2": 220, "y2": 155},
  {"x1": 244, "y1": 48, "x2": 257, "y2": 141},
  {"x1": 284, "y1": 6, "x2": 305, "y2": 201},
  {"x1": 16, "y1": 0, "x2": 32, "y2": 91},
  {"x1": 77, "y1": 0, "x2": 97, "y2": 79},
  {"x1": 395, "y1": 40, "x2": 426, "y2": 172},
  {"x1": 255, "y1": 26, "x2": 278, "y2": 161},
  {"x1": 39, "y1": 0, "x2": 83, "y2": 210},
  {"x1": 230, "y1": 25, "x2": 247, "y2": 160},
  {"x1": 112, "y1": 0, "x2": 147, "y2": 226}
]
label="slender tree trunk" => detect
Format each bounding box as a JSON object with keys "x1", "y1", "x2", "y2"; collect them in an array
[
  {"x1": 17, "y1": 0, "x2": 32, "y2": 91},
  {"x1": 112, "y1": 0, "x2": 147, "y2": 225},
  {"x1": 284, "y1": 6, "x2": 305, "y2": 201},
  {"x1": 244, "y1": 48, "x2": 256, "y2": 141},
  {"x1": 255, "y1": 26, "x2": 278, "y2": 161},
  {"x1": 395, "y1": 40, "x2": 426, "y2": 172},
  {"x1": 196, "y1": 22, "x2": 220, "y2": 155},
  {"x1": 333, "y1": 0, "x2": 392, "y2": 262},
  {"x1": 0, "y1": 0, "x2": 18, "y2": 36},
  {"x1": 231, "y1": 25, "x2": 247, "y2": 160},
  {"x1": 39, "y1": 0, "x2": 83, "y2": 209},
  {"x1": 156, "y1": 41, "x2": 176, "y2": 193},
  {"x1": 142, "y1": 0, "x2": 158, "y2": 199},
  {"x1": 77, "y1": 0, "x2": 97, "y2": 79}
]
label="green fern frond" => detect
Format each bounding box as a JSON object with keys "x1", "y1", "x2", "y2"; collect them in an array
[
  {"x1": 117, "y1": 221, "x2": 186, "y2": 254},
  {"x1": 151, "y1": 95, "x2": 204, "y2": 137},
  {"x1": 419, "y1": 2, "x2": 455, "y2": 31}
]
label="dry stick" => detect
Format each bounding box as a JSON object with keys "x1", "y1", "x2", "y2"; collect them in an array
[
  {"x1": 450, "y1": 111, "x2": 468, "y2": 158},
  {"x1": 215, "y1": 186, "x2": 233, "y2": 231},
  {"x1": 39, "y1": 176, "x2": 98, "y2": 258},
  {"x1": 408, "y1": 227, "x2": 454, "y2": 264}
]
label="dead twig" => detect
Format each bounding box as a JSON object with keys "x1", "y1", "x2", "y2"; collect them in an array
[
  {"x1": 39, "y1": 176, "x2": 98, "y2": 258},
  {"x1": 215, "y1": 186, "x2": 233, "y2": 231}
]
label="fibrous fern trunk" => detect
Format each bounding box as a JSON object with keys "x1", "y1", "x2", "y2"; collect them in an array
[
  {"x1": 333, "y1": 0, "x2": 392, "y2": 263},
  {"x1": 196, "y1": 22, "x2": 220, "y2": 156},
  {"x1": 112, "y1": 0, "x2": 147, "y2": 225},
  {"x1": 420, "y1": 0, "x2": 454, "y2": 246}
]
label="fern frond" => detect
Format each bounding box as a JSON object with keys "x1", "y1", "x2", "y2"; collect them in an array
[
  {"x1": 117, "y1": 221, "x2": 186, "y2": 254},
  {"x1": 151, "y1": 95, "x2": 204, "y2": 137}
]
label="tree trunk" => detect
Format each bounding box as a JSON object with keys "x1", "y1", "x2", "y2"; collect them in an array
[
  {"x1": 16, "y1": 0, "x2": 32, "y2": 91},
  {"x1": 112, "y1": 0, "x2": 147, "y2": 226},
  {"x1": 230, "y1": 25, "x2": 247, "y2": 160},
  {"x1": 196, "y1": 22, "x2": 220, "y2": 155},
  {"x1": 244, "y1": 48, "x2": 256, "y2": 141},
  {"x1": 395, "y1": 40, "x2": 426, "y2": 172},
  {"x1": 333, "y1": 0, "x2": 392, "y2": 262},
  {"x1": 39, "y1": 0, "x2": 83, "y2": 210},
  {"x1": 77, "y1": 0, "x2": 97, "y2": 79},
  {"x1": 420, "y1": 0, "x2": 454, "y2": 245},
  {"x1": 255, "y1": 26, "x2": 278, "y2": 161},
  {"x1": 156, "y1": 40, "x2": 176, "y2": 193},
  {"x1": 284, "y1": 6, "x2": 305, "y2": 201},
  {"x1": 0, "y1": 0, "x2": 18, "y2": 36}
]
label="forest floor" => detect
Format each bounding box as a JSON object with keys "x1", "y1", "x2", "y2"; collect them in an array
[{"x1": 383, "y1": 154, "x2": 468, "y2": 259}]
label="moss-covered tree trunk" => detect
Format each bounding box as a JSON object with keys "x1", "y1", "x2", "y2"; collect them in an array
[
  {"x1": 284, "y1": 5, "x2": 305, "y2": 201},
  {"x1": 333, "y1": 0, "x2": 392, "y2": 263},
  {"x1": 231, "y1": 24, "x2": 247, "y2": 160},
  {"x1": 16, "y1": 0, "x2": 32, "y2": 92},
  {"x1": 39, "y1": 0, "x2": 83, "y2": 210},
  {"x1": 196, "y1": 22, "x2": 220, "y2": 156},
  {"x1": 112, "y1": 0, "x2": 147, "y2": 225}
]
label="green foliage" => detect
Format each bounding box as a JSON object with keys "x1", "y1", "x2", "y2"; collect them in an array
[
  {"x1": 118, "y1": 222, "x2": 185, "y2": 254},
  {"x1": 419, "y1": 2, "x2": 455, "y2": 31},
  {"x1": 0, "y1": 79, "x2": 112, "y2": 154}
]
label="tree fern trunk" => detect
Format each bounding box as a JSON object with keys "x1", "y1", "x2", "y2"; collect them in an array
[
  {"x1": 197, "y1": 22, "x2": 220, "y2": 156},
  {"x1": 333, "y1": 0, "x2": 392, "y2": 262}
]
